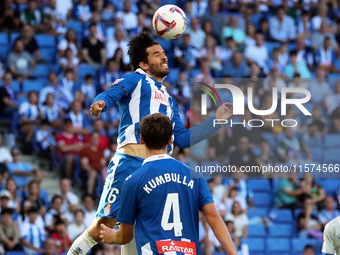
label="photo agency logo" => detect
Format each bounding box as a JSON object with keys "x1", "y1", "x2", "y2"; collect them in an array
[{"x1": 199, "y1": 82, "x2": 312, "y2": 128}]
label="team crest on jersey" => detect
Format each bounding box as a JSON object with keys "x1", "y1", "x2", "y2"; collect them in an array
[
  {"x1": 152, "y1": 89, "x2": 170, "y2": 106},
  {"x1": 103, "y1": 204, "x2": 111, "y2": 216},
  {"x1": 112, "y1": 78, "x2": 124, "y2": 85}
]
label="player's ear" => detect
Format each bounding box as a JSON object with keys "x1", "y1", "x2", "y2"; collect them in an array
[
  {"x1": 139, "y1": 61, "x2": 148, "y2": 71},
  {"x1": 167, "y1": 136, "x2": 172, "y2": 146},
  {"x1": 140, "y1": 135, "x2": 145, "y2": 145}
]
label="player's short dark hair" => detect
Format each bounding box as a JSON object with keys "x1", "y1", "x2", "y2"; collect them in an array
[
  {"x1": 140, "y1": 113, "x2": 172, "y2": 150},
  {"x1": 127, "y1": 32, "x2": 159, "y2": 70}
]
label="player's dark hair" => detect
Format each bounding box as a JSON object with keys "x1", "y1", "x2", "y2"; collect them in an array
[
  {"x1": 127, "y1": 32, "x2": 159, "y2": 70},
  {"x1": 140, "y1": 113, "x2": 172, "y2": 150}
]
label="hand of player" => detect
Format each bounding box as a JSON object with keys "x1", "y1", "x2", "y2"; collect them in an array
[
  {"x1": 91, "y1": 100, "x2": 105, "y2": 117},
  {"x1": 99, "y1": 224, "x2": 116, "y2": 244},
  {"x1": 215, "y1": 102, "x2": 233, "y2": 120}
]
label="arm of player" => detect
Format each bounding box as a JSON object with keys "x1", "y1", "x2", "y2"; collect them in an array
[
  {"x1": 172, "y1": 100, "x2": 233, "y2": 148},
  {"x1": 322, "y1": 223, "x2": 336, "y2": 255},
  {"x1": 202, "y1": 203, "x2": 238, "y2": 255},
  {"x1": 100, "y1": 223, "x2": 134, "y2": 245}
]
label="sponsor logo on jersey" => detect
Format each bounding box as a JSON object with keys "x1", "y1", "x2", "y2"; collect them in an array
[
  {"x1": 112, "y1": 78, "x2": 124, "y2": 85},
  {"x1": 103, "y1": 204, "x2": 111, "y2": 216},
  {"x1": 152, "y1": 89, "x2": 170, "y2": 107},
  {"x1": 156, "y1": 240, "x2": 196, "y2": 255}
]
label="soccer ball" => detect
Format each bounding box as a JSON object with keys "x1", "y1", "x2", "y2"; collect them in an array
[{"x1": 152, "y1": 5, "x2": 187, "y2": 39}]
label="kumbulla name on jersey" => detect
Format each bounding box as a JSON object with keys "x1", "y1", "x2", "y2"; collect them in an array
[{"x1": 143, "y1": 173, "x2": 194, "y2": 194}]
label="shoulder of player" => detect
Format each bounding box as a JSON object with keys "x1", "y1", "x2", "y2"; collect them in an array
[
  {"x1": 324, "y1": 216, "x2": 340, "y2": 232},
  {"x1": 112, "y1": 72, "x2": 144, "y2": 88}
]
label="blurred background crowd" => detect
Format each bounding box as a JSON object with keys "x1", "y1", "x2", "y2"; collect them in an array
[{"x1": 0, "y1": 0, "x2": 340, "y2": 254}]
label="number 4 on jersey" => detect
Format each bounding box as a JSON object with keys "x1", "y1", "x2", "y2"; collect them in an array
[{"x1": 161, "y1": 193, "x2": 183, "y2": 237}]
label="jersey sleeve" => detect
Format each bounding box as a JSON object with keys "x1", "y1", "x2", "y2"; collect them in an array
[
  {"x1": 171, "y1": 97, "x2": 221, "y2": 149},
  {"x1": 93, "y1": 76, "x2": 137, "y2": 112},
  {"x1": 116, "y1": 175, "x2": 139, "y2": 225},
  {"x1": 198, "y1": 178, "x2": 214, "y2": 211},
  {"x1": 322, "y1": 223, "x2": 335, "y2": 254}
]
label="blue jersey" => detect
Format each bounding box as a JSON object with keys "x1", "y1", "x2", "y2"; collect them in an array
[
  {"x1": 117, "y1": 154, "x2": 214, "y2": 255},
  {"x1": 94, "y1": 68, "x2": 220, "y2": 154}
]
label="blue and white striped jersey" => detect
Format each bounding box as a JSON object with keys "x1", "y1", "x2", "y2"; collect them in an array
[{"x1": 94, "y1": 68, "x2": 219, "y2": 153}]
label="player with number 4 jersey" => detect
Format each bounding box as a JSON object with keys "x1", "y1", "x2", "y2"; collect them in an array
[{"x1": 99, "y1": 113, "x2": 237, "y2": 255}]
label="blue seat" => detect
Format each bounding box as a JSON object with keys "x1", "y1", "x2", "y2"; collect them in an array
[
  {"x1": 272, "y1": 179, "x2": 281, "y2": 193},
  {"x1": 324, "y1": 134, "x2": 340, "y2": 148},
  {"x1": 248, "y1": 208, "x2": 268, "y2": 219},
  {"x1": 320, "y1": 179, "x2": 340, "y2": 196},
  {"x1": 248, "y1": 179, "x2": 271, "y2": 192},
  {"x1": 167, "y1": 68, "x2": 180, "y2": 84},
  {"x1": 78, "y1": 64, "x2": 96, "y2": 79},
  {"x1": 242, "y1": 238, "x2": 265, "y2": 253},
  {"x1": 10, "y1": 32, "x2": 20, "y2": 47},
  {"x1": 309, "y1": 147, "x2": 323, "y2": 162},
  {"x1": 0, "y1": 46, "x2": 7, "y2": 61},
  {"x1": 291, "y1": 238, "x2": 316, "y2": 254},
  {"x1": 253, "y1": 192, "x2": 272, "y2": 208},
  {"x1": 324, "y1": 148, "x2": 340, "y2": 164},
  {"x1": 0, "y1": 33, "x2": 8, "y2": 46},
  {"x1": 49, "y1": 64, "x2": 61, "y2": 75},
  {"x1": 248, "y1": 224, "x2": 266, "y2": 238},
  {"x1": 35, "y1": 34, "x2": 56, "y2": 48},
  {"x1": 191, "y1": 68, "x2": 201, "y2": 78},
  {"x1": 66, "y1": 20, "x2": 84, "y2": 34},
  {"x1": 18, "y1": 96, "x2": 28, "y2": 105},
  {"x1": 269, "y1": 209, "x2": 293, "y2": 223},
  {"x1": 261, "y1": 132, "x2": 276, "y2": 148},
  {"x1": 40, "y1": 48, "x2": 56, "y2": 63},
  {"x1": 31, "y1": 64, "x2": 49, "y2": 79},
  {"x1": 11, "y1": 80, "x2": 21, "y2": 93},
  {"x1": 288, "y1": 42, "x2": 296, "y2": 52},
  {"x1": 250, "y1": 13, "x2": 263, "y2": 29},
  {"x1": 155, "y1": 38, "x2": 172, "y2": 52},
  {"x1": 266, "y1": 42, "x2": 281, "y2": 54},
  {"x1": 5, "y1": 252, "x2": 28, "y2": 255},
  {"x1": 336, "y1": 59, "x2": 340, "y2": 70},
  {"x1": 268, "y1": 224, "x2": 293, "y2": 237},
  {"x1": 266, "y1": 238, "x2": 290, "y2": 253},
  {"x1": 22, "y1": 81, "x2": 44, "y2": 93}
]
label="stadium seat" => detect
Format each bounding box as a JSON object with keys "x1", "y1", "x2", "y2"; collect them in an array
[
  {"x1": 35, "y1": 34, "x2": 56, "y2": 48},
  {"x1": 155, "y1": 38, "x2": 172, "y2": 52},
  {"x1": 269, "y1": 209, "x2": 293, "y2": 223},
  {"x1": 309, "y1": 147, "x2": 323, "y2": 162},
  {"x1": 324, "y1": 147, "x2": 340, "y2": 164},
  {"x1": 268, "y1": 224, "x2": 292, "y2": 237},
  {"x1": 66, "y1": 20, "x2": 84, "y2": 34},
  {"x1": 291, "y1": 238, "x2": 316, "y2": 254},
  {"x1": 10, "y1": 32, "x2": 20, "y2": 47},
  {"x1": 0, "y1": 33, "x2": 8, "y2": 46},
  {"x1": 336, "y1": 59, "x2": 340, "y2": 70},
  {"x1": 253, "y1": 192, "x2": 272, "y2": 208},
  {"x1": 49, "y1": 64, "x2": 61, "y2": 75},
  {"x1": 248, "y1": 179, "x2": 271, "y2": 192},
  {"x1": 250, "y1": 13, "x2": 263, "y2": 29},
  {"x1": 168, "y1": 68, "x2": 180, "y2": 84},
  {"x1": 242, "y1": 238, "x2": 265, "y2": 253},
  {"x1": 18, "y1": 96, "x2": 28, "y2": 105},
  {"x1": 248, "y1": 224, "x2": 267, "y2": 238},
  {"x1": 31, "y1": 64, "x2": 50, "y2": 79},
  {"x1": 261, "y1": 132, "x2": 276, "y2": 148},
  {"x1": 11, "y1": 80, "x2": 21, "y2": 93},
  {"x1": 0, "y1": 46, "x2": 7, "y2": 61},
  {"x1": 272, "y1": 179, "x2": 280, "y2": 193},
  {"x1": 320, "y1": 179, "x2": 340, "y2": 196},
  {"x1": 248, "y1": 208, "x2": 268, "y2": 219},
  {"x1": 287, "y1": 42, "x2": 296, "y2": 52},
  {"x1": 324, "y1": 134, "x2": 340, "y2": 148},
  {"x1": 22, "y1": 80, "x2": 44, "y2": 93},
  {"x1": 40, "y1": 48, "x2": 56, "y2": 63},
  {"x1": 78, "y1": 64, "x2": 96, "y2": 79},
  {"x1": 265, "y1": 42, "x2": 281, "y2": 54},
  {"x1": 266, "y1": 238, "x2": 290, "y2": 253},
  {"x1": 5, "y1": 252, "x2": 28, "y2": 255},
  {"x1": 191, "y1": 68, "x2": 201, "y2": 78}
]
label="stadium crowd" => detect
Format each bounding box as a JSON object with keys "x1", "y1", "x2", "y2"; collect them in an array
[{"x1": 0, "y1": 0, "x2": 340, "y2": 254}]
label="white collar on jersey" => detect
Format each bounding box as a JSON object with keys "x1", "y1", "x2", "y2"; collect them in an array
[
  {"x1": 142, "y1": 154, "x2": 172, "y2": 165},
  {"x1": 135, "y1": 68, "x2": 168, "y2": 82}
]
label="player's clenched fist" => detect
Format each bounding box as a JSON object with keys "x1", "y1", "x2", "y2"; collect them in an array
[
  {"x1": 91, "y1": 100, "x2": 105, "y2": 117},
  {"x1": 99, "y1": 224, "x2": 116, "y2": 244}
]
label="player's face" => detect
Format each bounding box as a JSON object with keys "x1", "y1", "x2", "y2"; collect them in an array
[{"x1": 146, "y1": 45, "x2": 169, "y2": 78}]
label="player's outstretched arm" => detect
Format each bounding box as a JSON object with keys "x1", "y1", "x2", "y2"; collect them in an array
[
  {"x1": 99, "y1": 223, "x2": 134, "y2": 245},
  {"x1": 322, "y1": 222, "x2": 336, "y2": 255},
  {"x1": 202, "y1": 203, "x2": 238, "y2": 255}
]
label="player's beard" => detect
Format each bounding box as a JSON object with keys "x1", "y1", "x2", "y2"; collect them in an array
[{"x1": 149, "y1": 62, "x2": 169, "y2": 79}]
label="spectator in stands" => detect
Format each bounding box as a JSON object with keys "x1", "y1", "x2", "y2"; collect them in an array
[
  {"x1": 80, "y1": 131, "x2": 105, "y2": 195},
  {"x1": 200, "y1": 35, "x2": 223, "y2": 73},
  {"x1": 223, "y1": 37, "x2": 236, "y2": 62},
  {"x1": 20, "y1": 0, "x2": 43, "y2": 31},
  {"x1": 40, "y1": 93, "x2": 64, "y2": 129},
  {"x1": 300, "y1": 172, "x2": 325, "y2": 209},
  {"x1": 5, "y1": 179, "x2": 20, "y2": 213},
  {"x1": 269, "y1": 5, "x2": 296, "y2": 43},
  {"x1": 305, "y1": 106, "x2": 327, "y2": 134},
  {"x1": 263, "y1": 66, "x2": 287, "y2": 91},
  {"x1": 267, "y1": 48, "x2": 284, "y2": 75},
  {"x1": 45, "y1": 195, "x2": 72, "y2": 231},
  {"x1": 297, "y1": 195, "x2": 322, "y2": 238},
  {"x1": 186, "y1": 17, "x2": 205, "y2": 49},
  {"x1": 244, "y1": 33, "x2": 268, "y2": 69},
  {"x1": 206, "y1": 179, "x2": 227, "y2": 218},
  {"x1": 116, "y1": 1, "x2": 138, "y2": 34},
  {"x1": 35, "y1": 118, "x2": 56, "y2": 159},
  {"x1": 75, "y1": 0, "x2": 92, "y2": 24},
  {"x1": 81, "y1": 74, "x2": 96, "y2": 108},
  {"x1": 0, "y1": 208, "x2": 23, "y2": 252},
  {"x1": 59, "y1": 48, "x2": 79, "y2": 78},
  {"x1": 84, "y1": 118, "x2": 109, "y2": 151},
  {"x1": 43, "y1": 0, "x2": 67, "y2": 34},
  {"x1": 318, "y1": 196, "x2": 340, "y2": 227},
  {"x1": 24, "y1": 180, "x2": 47, "y2": 217},
  {"x1": 325, "y1": 82, "x2": 340, "y2": 115},
  {"x1": 221, "y1": 15, "x2": 246, "y2": 47},
  {"x1": 100, "y1": 59, "x2": 124, "y2": 91},
  {"x1": 303, "y1": 123, "x2": 323, "y2": 147},
  {"x1": 296, "y1": 36, "x2": 314, "y2": 71},
  {"x1": 201, "y1": 0, "x2": 225, "y2": 43},
  {"x1": 19, "y1": 91, "x2": 40, "y2": 143},
  {"x1": 244, "y1": 22, "x2": 256, "y2": 47},
  {"x1": 174, "y1": 33, "x2": 201, "y2": 71},
  {"x1": 274, "y1": 177, "x2": 307, "y2": 209},
  {"x1": 7, "y1": 147, "x2": 42, "y2": 188},
  {"x1": 106, "y1": 30, "x2": 129, "y2": 64},
  {"x1": 67, "y1": 209, "x2": 86, "y2": 242},
  {"x1": 309, "y1": 68, "x2": 331, "y2": 105},
  {"x1": 225, "y1": 201, "x2": 248, "y2": 242},
  {"x1": 7, "y1": 38, "x2": 36, "y2": 81},
  {"x1": 81, "y1": 23, "x2": 106, "y2": 69},
  {"x1": 39, "y1": 72, "x2": 73, "y2": 111},
  {"x1": 55, "y1": 118, "x2": 83, "y2": 179},
  {"x1": 330, "y1": 114, "x2": 340, "y2": 134},
  {"x1": 66, "y1": 100, "x2": 90, "y2": 135},
  {"x1": 0, "y1": 190, "x2": 19, "y2": 223},
  {"x1": 84, "y1": 11, "x2": 106, "y2": 42},
  {"x1": 0, "y1": 72, "x2": 18, "y2": 117},
  {"x1": 195, "y1": 61, "x2": 215, "y2": 85},
  {"x1": 56, "y1": 178, "x2": 78, "y2": 216},
  {"x1": 60, "y1": 68, "x2": 75, "y2": 94},
  {"x1": 311, "y1": 21, "x2": 338, "y2": 50},
  {"x1": 0, "y1": 0, "x2": 21, "y2": 32},
  {"x1": 81, "y1": 193, "x2": 96, "y2": 228},
  {"x1": 58, "y1": 29, "x2": 79, "y2": 58},
  {"x1": 19, "y1": 24, "x2": 40, "y2": 65},
  {"x1": 303, "y1": 245, "x2": 315, "y2": 255},
  {"x1": 172, "y1": 71, "x2": 190, "y2": 104},
  {"x1": 222, "y1": 185, "x2": 247, "y2": 214},
  {"x1": 314, "y1": 37, "x2": 337, "y2": 73},
  {"x1": 21, "y1": 207, "x2": 46, "y2": 254},
  {"x1": 223, "y1": 51, "x2": 249, "y2": 79},
  {"x1": 50, "y1": 217, "x2": 71, "y2": 254},
  {"x1": 191, "y1": 0, "x2": 208, "y2": 17},
  {"x1": 258, "y1": 18, "x2": 271, "y2": 42},
  {"x1": 0, "y1": 133, "x2": 13, "y2": 163},
  {"x1": 278, "y1": 42, "x2": 289, "y2": 66},
  {"x1": 285, "y1": 50, "x2": 311, "y2": 78},
  {"x1": 229, "y1": 136, "x2": 259, "y2": 167},
  {"x1": 42, "y1": 238, "x2": 58, "y2": 255},
  {"x1": 40, "y1": 14, "x2": 59, "y2": 36},
  {"x1": 311, "y1": 4, "x2": 337, "y2": 33}
]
